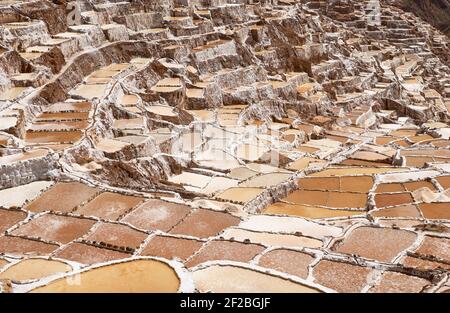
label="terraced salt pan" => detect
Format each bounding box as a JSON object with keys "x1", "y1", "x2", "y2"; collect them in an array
[
  {"x1": 0, "y1": 116, "x2": 17, "y2": 130},
  {"x1": 239, "y1": 173, "x2": 292, "y2": 188},
  {"x1": 29, "y1": 121, "x2": 89, "y2": 131},
  {"x1": 221, "y1": 228, "x2": 323, "y2": 248},
  {"x1": 46, "y1": 101, "x2": 91, "y2": 112},
  {"x1": 0, "y1": 259, "x2": 72, "y2": 282},
  {"x1": 0, "y1": 149, "x2": 48, "y2": 165},
  {"x1": 0, "y1": 259, "x2": 9, "y2": 270},
  {"x1": 377, "y1": 170, "x2": 441, "y2": 183},
  {"x1": 25, "y1": 182, "x2": 99, "y2": 213},
  {"x1": 228, "y1": 167, "x2": 259, "y2": 180},
  {"x1": 95, "y1": 138, "x2": 130, "y2": 153},
  {"x1": 0, "y1": 87, "x2": 27, "y2": 101},
  {"x1": 71, "y1": 84, "x2": 108, "y2": 100},
  {"x1": 310, "y1": 167, "x2": 407, "y2": 177},
  {"x1": 193, "y1": 264, "x2": 321, "y2": 293},
  {"x1": 168, "y1": 172, "x2": 211, "y2": 189},
  {"x1": 216, "y1": 187, "x2": 264, "y2": 203},
  {"x1": 235, "y1": 144, "x2": 267, "y2": 161},
  {"x1": 283, "y1": 190, "x2": 368, "y2": 209},
  {"x1": 201, "y1": 177, "x2": 239, "y2": 195},
  {"x1": 0, "y1": 181, "x2": 53, "y2": 208},
  {"x1": 238, "y1": 215, "x2": 342, "y2": 239},
  {"x1": 36, "y1": 112, "x2": 89, "y2": 121},
  {"x1": 334, "y1": 226, "x2": 417, "y2": 262},
  {"x1": 263, "y1": 202, "x2": 363, "y2": 219},
  {"x1": 146, "y1": 106, "x2": 177, "y2": 116},
  {"x1": 12, "y1": 214, "x2": 96, "y2": 244},
  {"x1": 25, "y1": 131, "x2": 83, "y2": 144},
  {"x1": 30, "y1": 259, "x2": 181, "y2": 293}
]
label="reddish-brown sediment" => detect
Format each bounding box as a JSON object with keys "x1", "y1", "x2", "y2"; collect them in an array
[
  {"x1": 0, "y1": 209, "x2": 27, "y2": 233},
  {"x1": 140, "y1": 235, "x2": 204, "y2": 261},
  {"x1": 76, "y1": 192, "x2": 144, "y2": 220},
  {"x1": 25, "y1": 182, "x2": 99, "y2": 213},
  {"x1": 334, "y1": 227, "x2": 417, "y2": 262},
  {"x1": 11, "y1": 214, "x2": 96, "y2": 244},
  {"x1": 85, "y1": 222, "x2": 148, "y2": 249},
  {"x1": 258, "y1": 249, "x2": 314, "y2": 279},
  {"x1": 120, "y1": 199, "x2": 191, "y2": 231},
  {"x1": 185, "y1": 240, "x2": 265, "y2": 268},
  {"x1": 0, "y1": 236, "x2": 59, "y2": 255},
  {"x1": 0, "y1": 0, "x2": 449, "y2": 294},
  {"x1": 54, "y1": 242, "x2": 131, "y2": 265},
  {"x1": 414, "y1": 236, "x2": 450, "y2": 261},
  {"x1": 169, "y1": 209, "x2": 240, "y2": 238},
  {"x1": 369, "y1": 272, "x2": 430, "y2": 293},
  {"x1": 418, "y1": 203, "x2": 450, "y2": 220},
  {"x1": 313, "y1": 260, "x2": 373, "y2": 293}
]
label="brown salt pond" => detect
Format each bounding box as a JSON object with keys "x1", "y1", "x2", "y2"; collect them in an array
[
  {"x1": 0, "y1": 259, "x2": 9, "y2": 270},
  {"x1": 312, "y1": 260, "x2": 372, "y2": 293},
  {"x1": 286, "y1": 157, "x2": 326, "y2": 171},
  {"x1": 25, "y1": 131, "x2": 83, "y2": 144},
  {"x1": 310, "y1": 167, "x2": 407, "y2": 177},
  {"x1": 193, "y1": 265, "x2": 321, "y2": 293},
  {"x1": 374, "y1": 193, "x2": 414, "y2": 208},
  {"x1": 258, "y1": 249, "x2": 314, "y2": 279},
  {"x1": 29, "y1": 121, "x2": 89, "y2": 131},
  {"x1": 12, "y1": 214, "x2": 96, "y2": 244},
  {"x1": 0, "y1": 209, "x2": 27, "y2": 233},
  {"x1": 0, "y1": 236, "x2": 59, "y2": 255},
  {"x1": 376, "y1": 181, "x2": 437, "y2": 193},
  {"x1": 76, "y1": 192, "x2": 144, "y2": 221},
  {"x1": 169, "y1": 209, "x2": 240, "y2": 238},
  {"x1": 25, "y1": 182, "x2": 100, "y2": 213},
  {"x1": 0, "y1": 259, "x2": 72, "y2": 282},
  {"x1": 334, "y1": 226, "x2": 417, "y2": 262},
  {"x1": 30, "y1": 259, "x2": 180, "y2": 293},
  {"x1": 46, "y1": 101, "x2": 91, "y2": 112},
  {"x1": 413, "y1": 236, "x2": 449, "y2": 261},
  {"x1": 215, "y1": 187, "x2": 264, "y2": 203},
  {"x1": 86, "y1": 223, "x2": 148, "y2": 249},
  {"x1": 371, "y1": 204, "x2": 422, "y2": 218},
  {"x1": 418, "y1": 203, "x2": 449, "y2": 219},
  {"x1": 141, "y1": 235, "x2": 204, "y2": 261},
  {"x1": 55, "y1": 242, "x2": 131, "y2": 265},
  {"x1": 401, "y1": 256, "x2": 450, "y2": 271},
  {"x1": 283, "y1": 190, "x2": 368, "y2": 209},
  {"x1": 263, "y1": 202, "x2": 363, "y2": 219},
  {"x1": 35, "y1": 112, "x2": 89, "y2": 121},
  {"x1": 368, "y1": 271, "x2": 429, "y2": 293},
  {"x1": 297, "y1": 176, "x2": 373, "y2": 193},
  {"x1": 185, "y1": 240, "x2": 265, "y2": 268},
  {"x1": 120, "y1": 199, "x2": 191, "y2": 232},
  {"x1": 435, "y1": 176, "x2": 450, "y2": 190}
]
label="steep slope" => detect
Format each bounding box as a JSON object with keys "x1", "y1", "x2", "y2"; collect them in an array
[{"x1": 395, "y1": 0, "x2": 450, "y2": 37}]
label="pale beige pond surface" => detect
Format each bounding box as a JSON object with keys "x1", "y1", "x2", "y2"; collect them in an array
[
  {"x1": 193, "y1": 265, "x2": 321, "y2": 293},
  {"x1": 216, "y1": 187, "x2": 264, "y2": 203},
  {"x1": 221, "y1": 228, "x2": 323, "y2": 248},
  {"x1": 0, "y1": 259, "x2": 72, "y2": 282},
  {"x1": 30, "y1": 259, "x2": 180, "y2": 293}
]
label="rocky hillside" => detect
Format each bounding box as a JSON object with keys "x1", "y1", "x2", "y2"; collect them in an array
[{"x1": 394, "y1": 0, "x2": 450, "y2": 37}]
